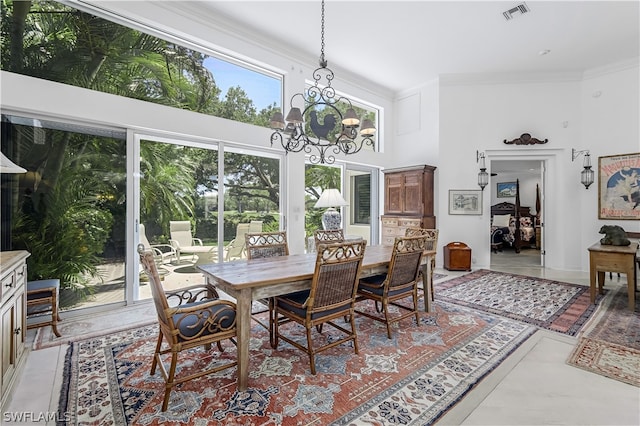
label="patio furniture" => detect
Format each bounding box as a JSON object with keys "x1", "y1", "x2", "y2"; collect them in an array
[
  {"x1": 139, "y1": 223, "x2": 177, "y2": 266},
  {"x1": 225, "y1": 223, "x2": 250, "y2": 261},
  {"x1": 355, "y1": 235, "x2": 427, "y2": 339},
  {"x1": 26, "y1": 278, "x2": 62, "y2": 338},
  {"x1": 138, "y1": 245, "x2": 237, "y2": 411},
  {"x1": 272, "y1": 240, "x2": 366, "y2": 374},
  {"x1": 169, "y1": 220, "x2": 214, "y2": 264}
]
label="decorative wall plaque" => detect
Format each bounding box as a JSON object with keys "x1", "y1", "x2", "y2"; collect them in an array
[{"x1": 503, "y1": 133, "x2": 548, "y2": 145}]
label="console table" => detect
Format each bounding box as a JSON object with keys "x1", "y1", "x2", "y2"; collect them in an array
[{"x1": 588, "y1": 242, "x2": 638, "y2": 310}]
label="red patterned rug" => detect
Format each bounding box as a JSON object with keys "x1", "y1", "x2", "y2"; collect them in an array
[
  {"x1": 58, "y1": 299, "x2": 535, "y2": 425},
  {"x1": 567, "y1": 286, "x2": 640, "y2": 386},
  {"x1": 434, "y1": 269, "x2": 601, "y2": 336}
]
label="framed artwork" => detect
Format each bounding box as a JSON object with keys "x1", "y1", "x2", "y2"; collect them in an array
[
  {"x1": 449, "y1": 190, "x2": 482, "y2": 215},
  {"x1": 598, "y1": 152, "x2": 640, "y2": 220},
  {"x1": 496, "y1": 182, "x2": 517, "y2": 198}
]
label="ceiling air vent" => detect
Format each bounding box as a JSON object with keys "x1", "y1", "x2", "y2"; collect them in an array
[{"x1": 503, "y1": 3, "x2": 530, "y2": 20}]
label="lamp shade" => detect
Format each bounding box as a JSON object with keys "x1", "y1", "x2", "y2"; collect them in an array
[
  {"x1": 0, "y1": 151, "x2": 26, "y2": 173},
  {"x1": 314, "y1": 188, "x2": 348, "y2": 208}
]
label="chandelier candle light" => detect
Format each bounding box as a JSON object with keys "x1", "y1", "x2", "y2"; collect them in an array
[
  {"x1": 315, "y1": 188, "x2": 348, "y2": 230},
  {"x1": 269, "y1": 0, "x2": 376, "y2": 164}
]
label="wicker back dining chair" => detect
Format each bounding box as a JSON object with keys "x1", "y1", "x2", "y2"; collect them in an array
[
  {"x1": 405, "y1": 228, "x2": 438, "y2": 301},
  {"x1": 313, "y1": 229, "x2": 344, "y2": 249},
  {"x1": 273, "y1": 240, "x2": 367, "y2": 374},
  {"x1": 355, "y1": 235, "x2": 427, "y2": 339},
  {"x1": 245, "y1": 231, "x2": 289, "y2": 259},
  {"x1": 138, "y1": 245, "x2": 237, "y2": 411},
  {"x1": 245, "y1": 231, "x2": 289, "y2": 346}
]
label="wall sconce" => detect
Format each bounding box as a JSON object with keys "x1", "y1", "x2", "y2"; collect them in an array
[
  {"x1": 571, "y1": 148, "x2": 594, "y2": 189},
  {"x1": 477, "y1": 151, "x2": 489, "y2": 190}
]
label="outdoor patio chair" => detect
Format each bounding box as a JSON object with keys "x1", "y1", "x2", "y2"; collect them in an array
[
  {"x1": 169, "y1": 220, "x2": 213, "y2": 263},
  {"x1": 139, "y1": 223, "x2": 177, "y2": 266},
  {"x1": 245, "y1": 231, "x2": 289, "y2": 345},
  {"x1": 355, "y1": 235, "x2": 427, "y2": 339},
  {"x1": 273, "y1": 240, "x2": 366, "y2": 374},
  {"x1": 225, "y1": 223, "x2": 250, "y2": 261},
  {"x1": 249, "y1": 220, "x2": 263, "y2": 232},
  {"x1": 405, "y1": 228, "x2": 439, "y2": 301},
  {"x1": 138, "y1": 245, "x2": 237, "y2": 411}
]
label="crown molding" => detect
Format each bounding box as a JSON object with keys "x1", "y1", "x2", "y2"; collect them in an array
[{"x1": 582, "y1": 57, "x2": 640, "y2": 80}]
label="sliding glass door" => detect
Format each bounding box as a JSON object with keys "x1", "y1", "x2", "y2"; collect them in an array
[
  {"x1": 134, "y1": 136, "x2": 283, "y2": 301},
  {"x1": 2, "y1": 114, "x2": 127, "y2": 311}
]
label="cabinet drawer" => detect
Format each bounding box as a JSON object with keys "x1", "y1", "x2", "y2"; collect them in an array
[
  {"x1": 398, "y1": 218, "x2": 421, "y2": 227},
  {"x1": 1, "y1": 272, "x2": 16, "y2": 304},
  {"x1": 381, "y1": 217, "x2": 398, "y2": 226},
  {"x1": 382, "y1": 236, "x2": 396, "y2": 246},
  {"x1": 382, "y1": 227, "x2": 398, "y2": 237},
  {"x1": 14, "y1": 264, "x2": 26, "y2": 289}
]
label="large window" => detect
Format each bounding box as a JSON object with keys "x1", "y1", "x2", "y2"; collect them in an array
[
  {"x1": 1, "y1": 114, "x2": 127, "y2": 310},
  {"x1": 0, "y1": 0, "x2": 282, "y2": 127}
]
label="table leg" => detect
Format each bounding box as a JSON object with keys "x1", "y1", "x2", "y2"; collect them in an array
[
  {"x1": 235, "y1": 288, "x2": 252, "y2": 391},
  {"x1": 589, "y1": 259, "x2": 597, "y2": 304},
  {"x1": 597, "y1": 271, "x2": 605, "y2": 295},
  {"x1": 422, "y1": 254, "x2": 432, "y2": 313},
  {"x1": 626, "y1": 263, "x2": 636, "y2": 310}
]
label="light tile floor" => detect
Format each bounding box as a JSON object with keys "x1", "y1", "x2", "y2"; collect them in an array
[{"x1": 3, "y1": 250, "x2": 640, "y2": 425}]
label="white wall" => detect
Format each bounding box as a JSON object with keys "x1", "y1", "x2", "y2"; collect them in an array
[{"x1": 426, "y1": 63, "x2": 639, "y2": 271}]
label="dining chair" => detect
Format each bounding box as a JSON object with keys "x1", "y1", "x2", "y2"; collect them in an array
[
  {"x1": 405, "y1": 228, "x2": 438, "y2": 301},
  {"x1": 245, "y1": 231, "x2": 289, "y2": 346},
  {"x1": 313, "y1": 229, "x2": 344, "y2": 249},
  {"x1": 138, "y1": 245, "x2": 237, "y2": 411},
  {"x1": 355, "y1": 235, "x2": 427, "y2": 339},
  {"x1": 272, "y1": 240, "x2": 366, "y2": 374}
]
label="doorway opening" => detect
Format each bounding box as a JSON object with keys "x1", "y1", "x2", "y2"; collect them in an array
[{"x1": 489, "y1": 159, "x2": 544, "y2": 270}]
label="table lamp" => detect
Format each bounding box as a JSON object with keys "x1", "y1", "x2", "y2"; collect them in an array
[
  {"x1": 314, "y1": 188, "x2": 348, "y2": 230},
  {"x1": 0, "y1": 151, "x2": 26, "y2": 174}
]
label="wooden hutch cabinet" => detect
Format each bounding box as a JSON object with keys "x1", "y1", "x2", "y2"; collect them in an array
[
  {"x1": 381, "y1": 165, "x2": 436, "y2": 246},
  {"x1": 1, "y1": 250, "x2": 29, "y2": 407}
]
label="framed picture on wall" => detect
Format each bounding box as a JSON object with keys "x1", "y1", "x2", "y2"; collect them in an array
[
  {"x1": 496, "y1": 182, "x2": 517, "y2": 198},
  {"x1": 598, "y1": 152, "x2": 640, "y2": 220},
  {"x1": 449, "y1": 190, "x2": 482, "y2": 215}
]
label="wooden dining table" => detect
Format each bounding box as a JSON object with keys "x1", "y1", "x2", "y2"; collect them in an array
[{"x1": 198, "y1": 244, "x2": 435, "y2": 391}]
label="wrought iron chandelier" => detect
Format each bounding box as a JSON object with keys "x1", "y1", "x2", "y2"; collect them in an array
[{"x1": 269, "y1": 0, "x2": 376, "y2": 164}]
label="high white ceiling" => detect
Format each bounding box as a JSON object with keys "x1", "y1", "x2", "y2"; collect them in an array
[{"x1": 196, "y1": 0, "x2": 639, "y2": 93}]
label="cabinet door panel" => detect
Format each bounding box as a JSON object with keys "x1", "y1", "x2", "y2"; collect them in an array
[
  {"x1": 385, "y1": 175, "x2": 404, "y2": 214},
  {"x1": 1, "y1": 302, "x2": 15, "y2": 392}
]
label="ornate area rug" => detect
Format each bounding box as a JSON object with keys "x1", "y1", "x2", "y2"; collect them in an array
[
  {"x1": 58, "y1": 299, "x2": 535, "y2": 425},
  {"x1": 566, "y1": 337, "x2": 640, "y2": 387},
  {"x1": 566, "y1": 286, "x2": 640, "y2": 386},
  {"x1": 434, "y1": 269, "x2": 600, "y2": 336}
]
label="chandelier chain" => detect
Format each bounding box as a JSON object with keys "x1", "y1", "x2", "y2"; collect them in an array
[{"x1": 319, "y1": 0, "x2": 326, "y2": 67}]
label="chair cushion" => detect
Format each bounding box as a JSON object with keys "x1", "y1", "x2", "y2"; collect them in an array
[
  {"x1": 359, "y1": 274, "x2": 412, "y2": 297},
  {"x1": 172, "y1": 300, "x2": 236, "y2": 339},
  {"x1": 276, "y1": 289, "x2": 351, "y2": 320},
  {"x1": 27, "y1": 279, "x2": 60, "y2": 300}
]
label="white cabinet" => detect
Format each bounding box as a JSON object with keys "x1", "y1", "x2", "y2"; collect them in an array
[{"x1": 0, "y1": 250, "x2": 29, "y2": 407}]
